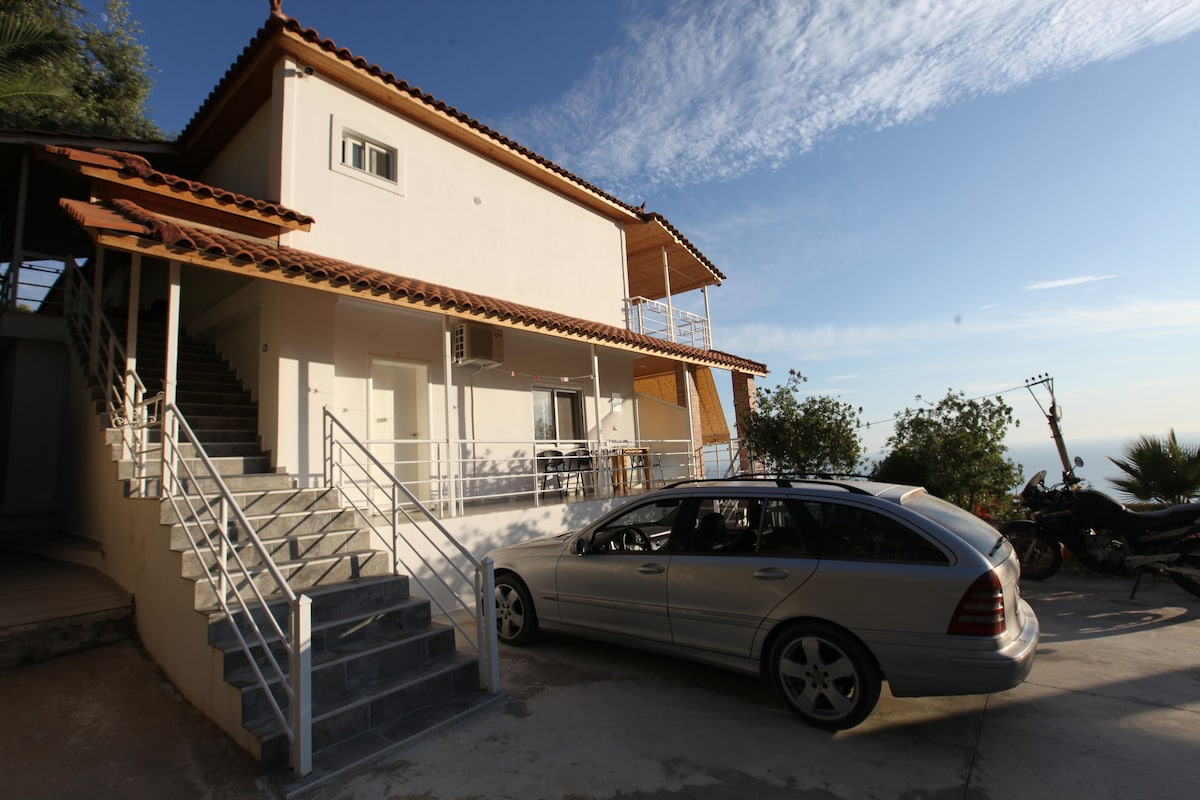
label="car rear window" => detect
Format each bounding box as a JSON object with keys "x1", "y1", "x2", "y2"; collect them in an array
[{"x1": 903, "y1": 492, "x2": 1008, "y2": 558}]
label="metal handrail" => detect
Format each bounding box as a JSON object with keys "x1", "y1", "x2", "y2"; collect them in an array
[
  {"x1": 62, "y1": 263, "x2": 312, "y2": 777},
  {"x1": 322, "y1": 408, "x2": 500, "y2": 694},
  {"x1": 63, "y1": 265, "x2": 156, "y2": 475},
  {"x1": 159, "y1": 403, "x2": 312, "y2": 775}
]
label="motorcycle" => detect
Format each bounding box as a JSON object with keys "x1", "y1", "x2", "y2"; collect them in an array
[
  {"x1": 1001, "y1": 374, "x2": 1200, "y2": 599},
  {"x1": 1002, "y1": 468, "x2": 1200, "y2": 599}
]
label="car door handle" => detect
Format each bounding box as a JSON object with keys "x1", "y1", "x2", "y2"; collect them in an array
[
  {"x1": 752, "y1": 568, "x2": 789, "y2": 580},
  {"x1": 637, "y1": 564, "x2": 666, "y2": 575}
]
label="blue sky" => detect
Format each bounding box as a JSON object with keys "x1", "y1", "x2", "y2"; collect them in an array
[{"x1": 86, "y1": 0, "x2": 1200, "y2": 471}]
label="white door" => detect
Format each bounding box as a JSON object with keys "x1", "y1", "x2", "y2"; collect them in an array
[{"x1": 369, "y1": 359, "x2": 429, "y2": 501}]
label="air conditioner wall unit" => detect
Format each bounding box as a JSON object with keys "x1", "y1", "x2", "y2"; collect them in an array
[{"x1": 453, "y1": 322, "x2": 504, "y2": 367}]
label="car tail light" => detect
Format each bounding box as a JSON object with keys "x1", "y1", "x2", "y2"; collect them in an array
[{"x1": 948, "y1": 571, "x2": 1006, "y2": 636}]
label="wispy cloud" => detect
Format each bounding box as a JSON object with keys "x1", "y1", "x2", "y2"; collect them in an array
[
  {"x1": 1025, "y1": 274, "x2": 1119, "y2": 290},
  {"x1": 512, "y1": 0, "x2": 1200, "y2": 193},
  {"x1": 722, "y1": 298, "x2": 1200, "y2": 361}
]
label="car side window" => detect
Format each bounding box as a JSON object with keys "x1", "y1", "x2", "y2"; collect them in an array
[
  {"x1": 757, "y1": 498, "x2": 817, "y2": 556},
  {"x1": 806, "y1": 501, "x2": 949, "y2": 564},
  {"x1": 673, "y1": 497, "x2": 764, "y2": 555},
  {"x1": 591, "y1": 498, "x2": 681, "y2": 552}
]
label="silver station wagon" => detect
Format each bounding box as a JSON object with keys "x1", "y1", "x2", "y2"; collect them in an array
[{"x1": 489, "y1": 477, "x2": 1039, "y2": 729}]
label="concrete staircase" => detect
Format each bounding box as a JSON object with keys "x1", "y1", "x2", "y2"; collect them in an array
[{"x1": 101, "y1": 318, "x2": 501, "y2": 794}]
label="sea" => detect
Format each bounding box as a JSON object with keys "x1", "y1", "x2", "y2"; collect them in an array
[{"x1": 1005, "y1": 436, "x2": 1129, "y2": 494}]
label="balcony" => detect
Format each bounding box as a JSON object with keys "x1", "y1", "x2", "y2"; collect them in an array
[
  {"x1": 624, "y1": 296, "x2": 711, "y2": 350},
  {"x1": 324, "y1": 433, "x2": 751, "y2": 521}
]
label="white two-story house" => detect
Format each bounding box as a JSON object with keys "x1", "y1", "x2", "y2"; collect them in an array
[{"x1": 0, "y1": 5, "x2": 766, "y2": 789}]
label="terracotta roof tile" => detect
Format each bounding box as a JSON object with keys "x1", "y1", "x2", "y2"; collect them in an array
[
  {"x1": 72, "y1": 198, "x2": 764, "y2": 374},
  {"x1": 41, "y1": 144, "x2": 315, "y2": 227}
]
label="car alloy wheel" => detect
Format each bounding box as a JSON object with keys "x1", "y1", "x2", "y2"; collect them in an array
[
  {"x1": 494, "y1": 574, "x2": 538, "y2": 645},
  {"x1": 767, "y1": 622, "x2": 881, "y2": 729}
]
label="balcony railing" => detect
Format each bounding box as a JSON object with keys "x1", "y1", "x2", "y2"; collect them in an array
[
  {"x1": 324, "y1": 436, "x2": 701, "y2": 517},
  {"x1": 1, "y1": 254, "x2": 67, "y2": 314},
  {"x1": 624, "y1": 296, "x2": 711, "y2": 349}
]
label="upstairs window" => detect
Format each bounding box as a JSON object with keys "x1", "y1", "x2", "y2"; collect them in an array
[
  {"x1": 342, "y1": 132, "x2": 395, "y2": 181},
  {"x1": 330, "y1": 115, "x2": 405, "y2": 195}
]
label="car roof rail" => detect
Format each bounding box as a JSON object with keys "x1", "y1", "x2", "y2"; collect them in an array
[{"x1": 663, "y1": 473, "x2": 875, "y2": 495}]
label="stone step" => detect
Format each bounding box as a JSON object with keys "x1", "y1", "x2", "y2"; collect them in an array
[
  {"x1": 105, "y1": 429, "x2": 263, "y2": 458},
  {"x1": 177, "y1": 526, "x2": 373, "y2": 579},
  {"x1": 163, "y1": 487, "x2": 345, "y2": 524},
  {"x1": 207, "y1": 576, "x2": 414, "y2": 647},
  {"x1": 118, "y1": 454, "x2": 273, "y2": 480},
  {"x1": 234, "y1": 623, "x2": 455, "y2": 726},
  {"x1": 255, "y1": 652, "x2": 484, "y2": 774},
  {"x1": 175, "y1": 387, "x2": 254, "y2": 405},
  {"x1": 145, "y1": 471, "x2": 296, "y2": 499},
  {"x1": 267, "y1": 689, "x2": 504, "y2": 798},
  {"x1": 211, "y1": 584, "x2": 428, "y2": 691},
  {"x1": 172, "y1": 506, "x2": 366, "y2": 548},
  {"x1": 175, "y1": 402, "x2": 257, "y2": 418},
  {"x1": 179, "y1": 414, "x2": 258, "y2": 431},
  {"x1": 192, "y1": 551, "x2": 390, "y2": 609}
]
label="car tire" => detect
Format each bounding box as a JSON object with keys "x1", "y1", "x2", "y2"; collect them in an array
[
  {"x1": 767, "y1": 622, "x2": 881, "y2": 730},
  {"x1": 495, "y1": 574, "x2": 539, "y2": 646}
]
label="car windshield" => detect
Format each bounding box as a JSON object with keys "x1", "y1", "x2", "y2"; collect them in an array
[
  {"x1": 592, "y1": 498, "x2": 681, "y2": 550},
  {"x1": 903, "y1": 492, "x2": 1007, "y2": 559}
]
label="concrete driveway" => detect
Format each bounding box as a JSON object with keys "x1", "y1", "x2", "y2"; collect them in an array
[{"x1": 3, "y1": 573, "x2": 1198, "y2": 799}]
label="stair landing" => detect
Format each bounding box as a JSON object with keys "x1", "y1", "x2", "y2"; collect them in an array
[{"x1": 0, "y1": 548, "x2": 135, "y2": 669}]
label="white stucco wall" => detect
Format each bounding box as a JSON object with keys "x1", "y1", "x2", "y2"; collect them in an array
[
  {"x1": 202, "y1": 104, "x2": 275, "y2": 203},
  {"x1": 165, "y1": 58, "x2": 697, "y2": 486},
  {"x1": 274, "y1": 62, "x2": 629, "y2": 327}
]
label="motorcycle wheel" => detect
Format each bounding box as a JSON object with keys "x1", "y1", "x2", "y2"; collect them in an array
[
  {"x1": 1168, "y1": 539, "x2": 1200, "y2": 599},
  {"x1": 1000, "y1": 521, "x2": 1063, "y2": 580}
]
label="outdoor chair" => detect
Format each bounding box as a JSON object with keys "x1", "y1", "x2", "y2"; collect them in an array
[{"x1": 537, "y1": 449, "x2": 566, "y2": 498}]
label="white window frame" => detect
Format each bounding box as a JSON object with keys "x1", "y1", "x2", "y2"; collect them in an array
[{"x1": 330, "y1": 114, "x2": 405, "y2": 195}]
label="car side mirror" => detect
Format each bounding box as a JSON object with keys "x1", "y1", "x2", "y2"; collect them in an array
[{"x1": 574, "y1": 538, "x2": 588, "y2": 556}]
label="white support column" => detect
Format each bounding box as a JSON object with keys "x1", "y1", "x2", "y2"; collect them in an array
[
  {"x1": 443, "y1": 320, "x2": 458, "y2": 515},
  {"x1": 701, "y1": 285, "x2": 712, "y2": 349},
  {"x1": 121, "y1": 256, "x2": 142, "y2": 462},
  {"x1": 164, "y1": 261, "x2": 181, "y2": 409},
  {"x1": 590, "y1": 345, "x2": 603, "y2": 446},
  {"x1": 591, "y1": 345, "x2": 607, "y2": 497},
  {"x1": 5, "y1": 153, "x2": 30, "y2": 309},
  {"x1": 161, "y1": 261, "x2": 181, "y2": 496},
  {"x1": 88, "y1": 249, "x2": 106, "y2": 374},
  {"x1": 682, "y1": 365, "x2": 699, "y2": 478},
  {"x1": 661, "y1": 246, "x2": 675, "y2": 342},
  {"x1": 123, "y1": 256, "x2": 142, "y2": 411}
]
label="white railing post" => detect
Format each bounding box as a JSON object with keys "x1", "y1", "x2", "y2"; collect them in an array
[
  {"x1": 289, "y1": 595, "x2": 313, "y2": 777},
  {"x1": 161, "y1": 405, "x2": 176, "y2": 498},
  {"x1": 219, "y1": 497, "x2": 229, "y2": 602},
  {"x1": 477, "y1": 558, "x2": 500, "y2": 692},
  {"x1": 391, "y1": 483, "x2": 399, "y2": 574}
]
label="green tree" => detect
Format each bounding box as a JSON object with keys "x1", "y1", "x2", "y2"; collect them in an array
[
  {"x1": 1108, "y1": 430, "x2": 1200, "y2": 505},
  {"x1": 0, "y1": 0, "x2": 161, "y2": 138},
  {"x1": 739, "y1": 369, "x2": 864, "y2": 475},
  {"x1": 873, "y1": 389, "x2": 1020, "y2": 513},
  {"x1": 0, "y1": 9, "x2": 74, "y2": 105}
]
